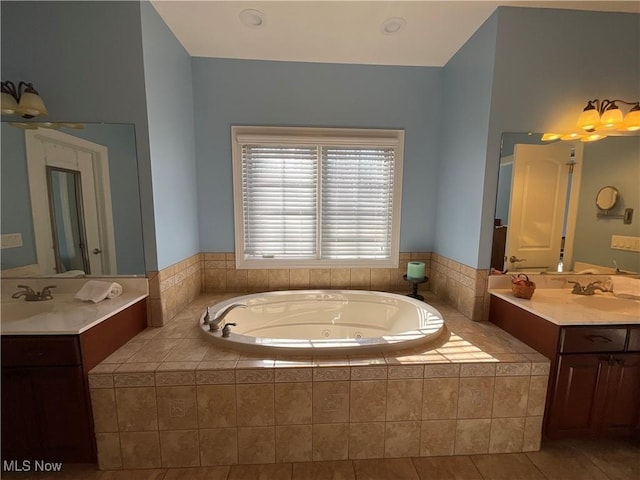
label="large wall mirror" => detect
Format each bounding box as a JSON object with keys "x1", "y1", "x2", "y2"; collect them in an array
[
  {"x1": 1, "y1": 122, "x2": 145, "y2": 277},
  {"x1": 491, "y1": 132, "x2": 640, "y2": 275}
]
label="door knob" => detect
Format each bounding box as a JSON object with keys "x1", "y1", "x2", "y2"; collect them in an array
[
  {"x1": 509, "y1": 256, "x2": 527, "y2": 263},
  {"x1": 92, "y1": 248, "x2": 102, "y2": 254}
]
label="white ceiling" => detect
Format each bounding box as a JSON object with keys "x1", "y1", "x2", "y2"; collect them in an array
[{"x1": 150, "y1": 1, "x2": 640, "y2": 67}]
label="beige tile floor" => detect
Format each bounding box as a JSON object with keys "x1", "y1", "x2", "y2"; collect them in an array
[{"x1": 3, "y1": 437, "x2": 638, "y2": 480}]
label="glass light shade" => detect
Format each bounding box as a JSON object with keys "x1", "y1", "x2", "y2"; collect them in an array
[
  {"x1": 560, "y1": 131, "x2": 583, "y2": 141},
  {"x1": 1, "y1": 91, "x2": 18, "y2": 114},
  {"x1": 600, "y1": 107, "x2": 623, "y2": 128},
  {"x1": 621, "y1": 108, "x2": 640, "y2": 131},
  {"x1": 16, "y1": 91, "x2": 47, "y2": 117},
  {"x1": 581, "y1": 133, "x2": 607, "y2": 142},
  {"x1": 541, "y1": 133, "x2": 562, "y2": 141},
  {"x1": 576, "y1": 108, "x2": 600, "y2": 130}
]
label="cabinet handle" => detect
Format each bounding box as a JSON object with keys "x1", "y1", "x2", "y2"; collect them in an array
[{"x1": 584, "y1": 334, "x2": 612, "y2": 343}]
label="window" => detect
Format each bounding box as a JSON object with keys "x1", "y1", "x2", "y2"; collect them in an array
[{"x1": 232, "y1": 126, "x2": 404, "y2": 268}]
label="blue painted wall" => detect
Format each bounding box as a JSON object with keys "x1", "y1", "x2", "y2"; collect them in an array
[
  {"x1": 3, "y1": 3, "x2": 638, "y2": 274},
  {"x1": 0, "y1": 0, "x2": 157, "y2": 271},
  {"x1": 482, "y1": 7, "x2": 640, "y2": 269},
  {"x1": 574, "y1": 136, "x2": 640, "y2": 272},
  {"x1": 192, "y1": 58, "x2": 442, "y2": 253},
  {"x1": 140, "y1": 1, "x2": 199, "y2": 269},
  {"x1": 435, "y1": 12, "x2": 498, "y2": 268}
]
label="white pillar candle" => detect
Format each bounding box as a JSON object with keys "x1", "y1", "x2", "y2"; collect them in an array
[{"x1": 407, "y1": 261, "x2": 425, "y2": 279}]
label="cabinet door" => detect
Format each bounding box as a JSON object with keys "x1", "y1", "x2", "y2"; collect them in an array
[
  {"x1": 547, "y1": 354, "x2": 608, "y2": 437},
  {"x1": 1, "y1": 368, "x2": 41, "y2": 460},
  {"x1": 600, "y1": 353, "x2": 640, "y2": 435},
  {"x1": 30, "y1": 366, "x2": 95, "y2": 462}
]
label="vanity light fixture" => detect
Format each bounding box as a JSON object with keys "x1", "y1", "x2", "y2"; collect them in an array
[
  {"x1": 1, "y1": 81, "x2": 48, "y2": 118},
  {"x1": 544, "y1": 98, "x2": 640, "y2": 143},
  {"x1": 577, "y1": 98, "x2": 640, "y2": 132}
]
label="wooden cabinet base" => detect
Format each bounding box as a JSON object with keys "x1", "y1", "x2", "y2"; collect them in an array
[
  {"x1": 1, "y1": 299, "x2": 147, "y2": 463},
  {"x1": 489, "y1": 295, "x2": 640, "y2": 440}
]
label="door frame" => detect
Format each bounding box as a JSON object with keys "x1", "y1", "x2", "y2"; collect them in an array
[{"x1": 25, "y1": 128, "x2": 117, "y2": 275}]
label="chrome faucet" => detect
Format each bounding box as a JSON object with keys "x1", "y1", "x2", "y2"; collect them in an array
[
  {"x1": 11, "y1": 284, "x2": 56, "y2": 301},
  {"x1": 567, "y1": 280, "x2": 607, "y2": 296},
  {"x1": 203, "y1": 303, "x2": 247, "y2": 332}
]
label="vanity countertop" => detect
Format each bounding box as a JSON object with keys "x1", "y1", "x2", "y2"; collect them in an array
[
  {"x1": 0, "y1": 277, "x2": 148, "y2": 335},
  {"x1": 489, "y1": 288, "x2": 640, "y2": 326},
  {"x1": 0, "y1": 292, "x2": 148, "y2": 335}
]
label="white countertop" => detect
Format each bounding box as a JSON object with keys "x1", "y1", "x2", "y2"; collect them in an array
[
  {"x1": 0, "y1": 277, "x2": 148, "y2": 335},
  {"x1": 0, "y1": 293, "x2": 148, "y2": 335},
  {"x1": 490, "y1": 288, "x2": 640, "y2": 326}
]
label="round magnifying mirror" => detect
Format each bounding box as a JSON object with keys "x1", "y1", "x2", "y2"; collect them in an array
[{"x1": 595, "y1": 186, "x2": 619, "y2": 211}]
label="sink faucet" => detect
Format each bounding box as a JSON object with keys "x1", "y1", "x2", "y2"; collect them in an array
[
  {"x1": 11, "y1": 284, "x2": 56, "y2": 301},
  {"x1": 567, "y1": 280, "x2": 607, "y2": 296},
  {"x1": 203, "y1": 303, "x2": 247, "y2": 332}
]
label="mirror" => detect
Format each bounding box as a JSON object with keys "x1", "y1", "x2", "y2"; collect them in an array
[
  {"x1": 595, "y1": 186, "x2": 618, "y2": 211},
  {"x1": 1, "y1": 122, "x2": 145, "y2": 277},
  {"x1": 492, "y1": 132, "x2": 640, "y2": 275}
]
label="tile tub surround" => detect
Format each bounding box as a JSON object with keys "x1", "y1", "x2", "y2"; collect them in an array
[
  {"x1": 430, "y1": 254, "x2": 489, "y2": 322},
  {"x1": 148, "y1": 254, "x2": 202, "y2": 327},
  {"x1": 201, "y1": 252, "x2": 433, "y2": 294},
  {"x1": 150, "y1": 251, "x2": 490, "y2": 325},
  {"x1": 88, "y1": 292, "x2": 549, "y2": 470}
]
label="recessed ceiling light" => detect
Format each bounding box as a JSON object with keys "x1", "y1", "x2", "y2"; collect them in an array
[
  {"x1": 239, "y1": 9, "x2": 265, "y2": 28},
  {"x1": 381, "y1": 17, "x2": 406, "y2": 35}
]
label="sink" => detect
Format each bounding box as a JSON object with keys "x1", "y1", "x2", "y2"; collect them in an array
[
  {"x1": 571, "y1": 295, "x2": 640, "y2": 318},
  {"x1": 1, "y1": 301, "x2": 55, "y2": 321}
]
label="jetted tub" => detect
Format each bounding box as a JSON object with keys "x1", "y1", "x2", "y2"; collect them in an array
[{"x1": 199, "y1": 290, "x2": 445, "y2": 355}]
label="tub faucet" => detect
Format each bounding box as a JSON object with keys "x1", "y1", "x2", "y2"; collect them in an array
[
  {"x1": 205, "y1": 303, "x2": 247, "y2": 332},
  {"x1": 11, "y1": 284, "x2": 56, "y2": 301}
]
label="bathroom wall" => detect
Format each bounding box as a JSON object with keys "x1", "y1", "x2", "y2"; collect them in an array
[
  {"x1": 0, "y1": 0, "x2": 158, "y2": 272},
  {"x1": 140, "y1": 1, "x2": 199, "y2": 270},
  {"x1": 191, "y1": 57, "x2": 442, "y2": 253},
  {"x1": 482, "y1": 7, "x2": 640, "y2": 271},
  {"x1": 435, "y1": 11, "x2": 499, "y2": 270},
  {"x1": 140, "y1": 1, "x2": 201, "y2": 324}
]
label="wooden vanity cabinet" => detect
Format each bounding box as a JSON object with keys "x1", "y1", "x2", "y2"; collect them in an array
[
  {"x1": 549, "y1": 326, "x2": 640, "y2": 438},
  {"x1": 489, "y1": 296, "x2": 640, "y2": 440},
  {"x1": 1, "y1": 299, "x2": 147, "y2": 463}
]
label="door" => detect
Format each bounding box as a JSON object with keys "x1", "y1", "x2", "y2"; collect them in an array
[
  {"x1": 600, "y1": 353, "x2": 640, "y2": 434},
  {"x1": 25, "y1": 129, "x2": 117, "y2": 275},
  {"x1": 548, "y1": 354, "x2": 607, "y2": 437},
  {"x1": 505, "y1": 142, "x2": 574, "y2": 272}
]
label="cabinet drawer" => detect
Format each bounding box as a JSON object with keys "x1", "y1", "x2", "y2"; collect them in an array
[
  {"x1": 1, "y1": 336, "x2": 81, "y2": 367},
  {"x1": 560, "y1": 327, "x2": 627, "y2": 353}
]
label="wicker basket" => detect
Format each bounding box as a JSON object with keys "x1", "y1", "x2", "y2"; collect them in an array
[{"x1": 511, "y1": 274, "x2": 536, "y2": 299}]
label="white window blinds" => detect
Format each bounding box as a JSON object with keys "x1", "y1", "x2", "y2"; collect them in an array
[
  {"x1": 321, "y1": 146, "x2": 395, "y2": 259},
  {"x1": 233, "y1": 127, "x2": 403, "y2": 268},
  {"x1": 241, "y1": 144, "x2": 318, "y2": 259}
]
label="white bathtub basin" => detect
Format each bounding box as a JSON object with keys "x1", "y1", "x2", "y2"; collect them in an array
[{"x1": 200, "y1": 290, "x2": 446, "y2": 355}]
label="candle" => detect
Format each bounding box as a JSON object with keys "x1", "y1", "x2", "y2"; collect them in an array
[{"x1": 407, "y1": 261, "x2": 425, "y2": 280}]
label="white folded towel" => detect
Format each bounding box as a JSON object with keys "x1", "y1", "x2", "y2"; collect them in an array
[
  {"x1": 609, "y1": 276, "x2": 640, "y2": 300},
  {"x1": 75, "y1": 280, "x2": 123, "y2": 303}
]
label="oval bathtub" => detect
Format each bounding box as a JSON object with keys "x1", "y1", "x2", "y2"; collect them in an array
[{"x1": 199, "y1": 290, "x2": 445, "y2": 355}]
